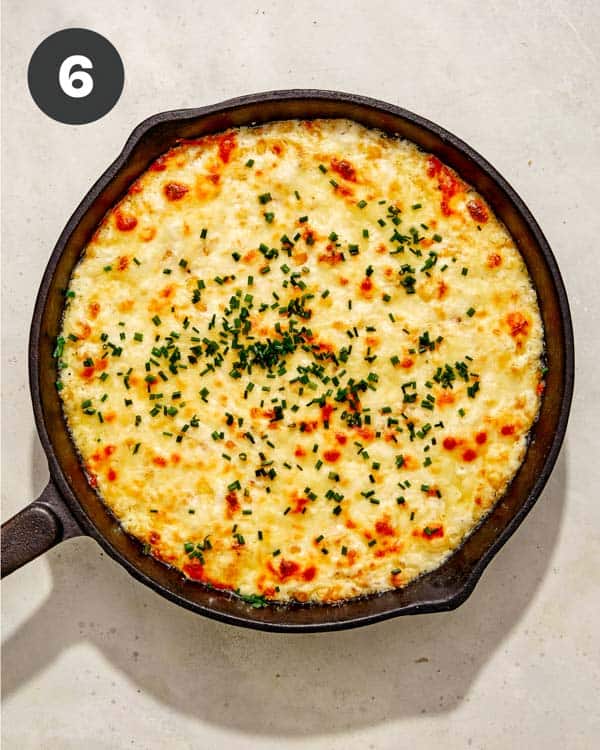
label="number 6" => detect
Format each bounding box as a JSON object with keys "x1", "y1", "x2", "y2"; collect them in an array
[{"x1": 59, "y1": 55, "x2": 94, "y2": 98}]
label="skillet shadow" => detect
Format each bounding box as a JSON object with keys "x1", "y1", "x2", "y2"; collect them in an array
[{"x1": 2, "y1": 430, "x2": 568, "y2": 735}]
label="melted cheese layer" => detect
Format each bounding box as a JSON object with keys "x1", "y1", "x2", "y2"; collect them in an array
[{"x1": 58, "y1": 119, "x2": 544, "y2": 603}]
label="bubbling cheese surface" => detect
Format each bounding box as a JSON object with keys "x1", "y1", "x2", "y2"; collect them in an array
[{"x1": 58, "y1": 119, "x2": 544, "y2": 604}]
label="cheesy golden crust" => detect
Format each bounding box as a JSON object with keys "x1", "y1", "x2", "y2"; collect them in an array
[{"x1": 57, "y1": 119, "x2": 544, "y2": 604}]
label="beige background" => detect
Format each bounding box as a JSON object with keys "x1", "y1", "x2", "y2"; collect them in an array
[{"x1": 2, "y1": 1, "x2": 599, "y2": 748}]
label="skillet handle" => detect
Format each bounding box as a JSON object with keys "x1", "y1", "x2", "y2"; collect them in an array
[{"x1": 1, "y1": 480, "x2": 84, "y2": 578}]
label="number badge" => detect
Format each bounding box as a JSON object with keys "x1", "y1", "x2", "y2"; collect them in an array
[{"x1": 28, "y1": 28, "x2": 124, "y2": 125}]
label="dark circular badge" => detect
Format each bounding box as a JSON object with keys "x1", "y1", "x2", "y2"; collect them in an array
[{"x1": 28, "y1": 28, "x2": 124, "y2": 125}]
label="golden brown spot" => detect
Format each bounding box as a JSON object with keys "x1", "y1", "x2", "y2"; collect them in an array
[
  {"x1": 507, "y1": 311, "x2": 529, "y2": 337},
  {"x1": 75, "y1": 322, "x2": 91, "y2": 340},
  {"x1": 375, "y1": 519, "x2": 395, "y2": 537},
  {"x1": 335, "y1": 184, "x2": 354, "y2": 198},
  {"x1": 164, "y1": 182, "x2": 189, "y2": 201},
  {"x1": 278, "y1": 559, "x2": 301, "y2": 580},
  {"x1": 150, "y1": 155, "x2": 168, "y2": 172},
  {"x1": 467, "y1": 198, "x2": 489, "y2": 223},
  {"x1": 354, "y1": 427, "x2": 375, "y2": 442},
  {"x1": 225, "y1": 491, "x2": 239, "y2": 514},
  {"x1": 294, "y1": 251, "x2": 308, "y2": 265},
  {"x1": 217, "y1": 133, "x2": 237, "y2": 163},
  {"x1": 318, "y1": 246, "x2": 345, "y2": 265},
  {"x1": 330, "y1": 158, "x2": 357, "y2": 182},
  {"x1": 400, "y1": 454, "x2": 417, "y2": 470},
  {"x1": 88, "y1": 302, "x2": 100, "y2": 319},
  {"x1": 115, "y1": 210, "x2": 137, "y2": 232},
  {"x1": 420, "y1": 525, "x2": 444, "y2": 540},
  {"x1": 293, "y1": 497, "x2": 309, "y2": 513}
]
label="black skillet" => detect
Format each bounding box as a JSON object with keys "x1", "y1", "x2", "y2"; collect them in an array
[{"x1": 1, "y1": 90, "x2": 574, "y2": 631}]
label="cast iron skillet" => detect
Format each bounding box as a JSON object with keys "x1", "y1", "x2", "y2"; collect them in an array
[{"x1": 1, "y1": 90, "x2": 574, "y2": 631}]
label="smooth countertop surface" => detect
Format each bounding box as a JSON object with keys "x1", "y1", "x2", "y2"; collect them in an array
[{"x1": 2, "y1": 1, "x2": 599, "y2": 748}]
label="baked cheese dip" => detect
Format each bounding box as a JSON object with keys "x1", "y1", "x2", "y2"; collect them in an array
[{"x1": 56, "y1": 119, "x2": 545, "y2": 605}]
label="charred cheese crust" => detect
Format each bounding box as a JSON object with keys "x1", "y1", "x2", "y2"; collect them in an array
[{"x1": 57, "y1": 119, "x2": 544, "y2": 604}]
